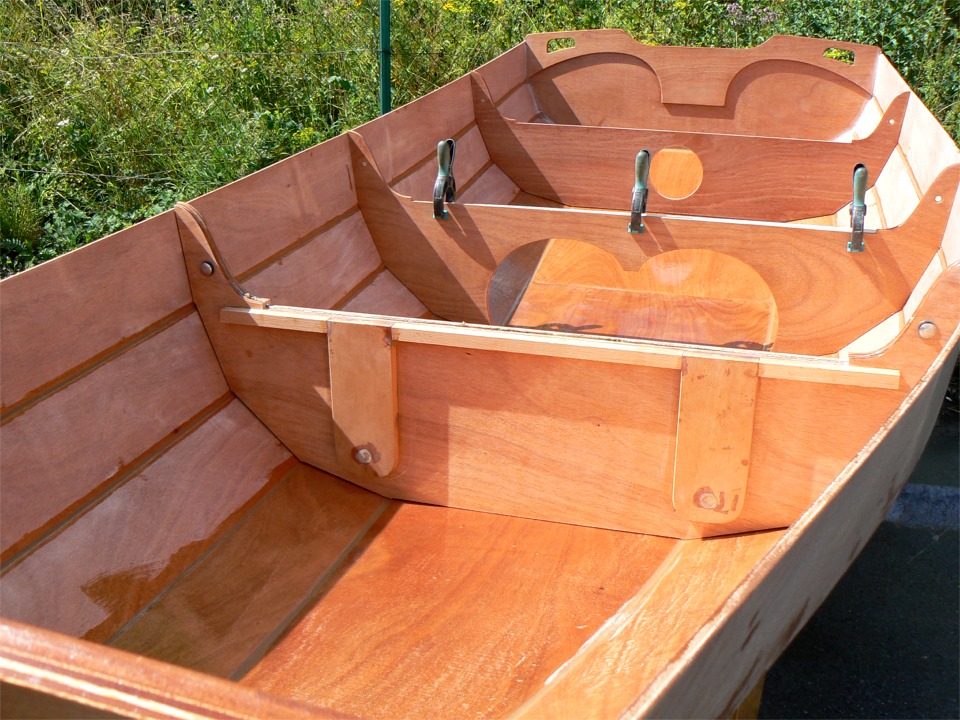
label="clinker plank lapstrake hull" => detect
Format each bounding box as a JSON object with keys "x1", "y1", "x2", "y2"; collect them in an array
[{"x1": 2, "y1": 30, "x2": 958, "y2": 719}]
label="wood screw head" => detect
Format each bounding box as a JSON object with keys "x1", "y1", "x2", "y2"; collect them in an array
[
  {"x1": 354, "y1": 448, "x2": 373, "y2": 464},
  {"x1": 918, "y1": 321, "x2": 937, "y2": 339},
  {"x1": 697, "y1": 491, "x2": 719, "y2": 510},
  {"x1": 199, "y1": 261, "x2": 215, "y2": 276}
]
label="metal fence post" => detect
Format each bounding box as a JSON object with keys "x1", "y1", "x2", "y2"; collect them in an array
[{"x1": 379, "y1": 0, "x2": 391, "y2": 114}]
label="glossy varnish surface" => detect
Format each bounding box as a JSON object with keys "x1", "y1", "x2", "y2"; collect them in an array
[
  {"x1": 241, "y1": 502, "x2": 678, "y2": 718},
  {"x1": 110, "y1": 465, "x2": 387, "y2": 679},
  {"x1": 1, "y1": 400, "x2": 293, "y2": 643}
]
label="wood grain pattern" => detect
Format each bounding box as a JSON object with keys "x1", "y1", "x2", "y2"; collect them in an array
[
  {"x1": 634, "y1": 340, "x2": 960, "y2": 719},
  {"x1": 389, "y1": 125, "x2": 492, "y2": 202},
  {"x1": 0, "y1": 314, "x2": 229, "y2": 561},
  {"x1": 0, "y1": 400, "x2": 293, "y2": 643},
  {"x1": 351, "y1": 138, "x2": 956, "y2": 355},
  {"x1": 899, "y1": 93, "x2": 960, "y2": 195},
  {"x1": 673, "y1": 357, "x2": 759, "y2": 523},
  {"x1": 188, "y1": 134, "x2": 359, "y2": 276},
  {"x1": 176, "y1": 204, "x2": 340, "y2": 472},
  {"x1": 221, "y1": 306, "x2": 899, "y2": 389},
  {"x1": 1, "y1": 681, "x2": 126, "y2": 719},
  {"x1": 523, "y1": 30, "x2": 875, "y2": 137},
  {"x1": 473, "y1": 72, "x2": 907, "y2": 221},
  {"x1": 243, "y1": 210, "x2": 381, "y2": 310},
  {"x1": 339, "y1": 269, "x2": 430, "y2": 318},
  {"x1": 1, "y1": 620, "x2": 346, "y2": 720},
  {"x1": 328, "y1": 320, "x2": 399, "y2": 477},
  {"x1": 353, "y1": 75, "x2": 474, "y2": 184},
  {"x1": 0, "y1": 211, "x2": 191, "y2": 412},
  {"x1": 109, "y1": 465, "x2": 387, "y2": 679},
  {"x1": 512, "y1": 528, "x2": 786, "y2": 718},
  {"x1": 349, "y1": 334, "x2": 902, "y2": 536},
  {"x1": 241, "y1": 502, "x2": 678, "y2": 719},
  {"x1": 470, "y1": 41, "x2": 527, "y2": 103},
  {"x1": 509, "y1": 243, "x2": 778, "y2": 349}
]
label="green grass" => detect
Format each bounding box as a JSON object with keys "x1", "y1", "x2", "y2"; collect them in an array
[{"x1": 2, "y1": 0, "x2": 958, "y2": 276}]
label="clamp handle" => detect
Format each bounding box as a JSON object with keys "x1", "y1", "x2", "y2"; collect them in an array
[
  {"x1": 433, "y1": 139, "x2": 457, "y2": 220},
  {"x1": 628, "y1": 150, "x2": 651, "y2": 234},
  {"x1": 848, "y1": 163, "x2": 868, "y2": 252}
]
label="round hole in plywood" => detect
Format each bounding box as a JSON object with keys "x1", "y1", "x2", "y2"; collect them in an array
[{"x1": 650, "y1": 147, "x2": 703, "y2": 200}]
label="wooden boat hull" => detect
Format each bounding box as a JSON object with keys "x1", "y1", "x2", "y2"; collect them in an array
[{"x1": 2, "y1": 29, "x2": 959, "y2": 719}]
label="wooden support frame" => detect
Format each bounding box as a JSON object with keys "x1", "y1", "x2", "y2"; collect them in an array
[
  {"x1": 348, "y1": 127, "x2": 958, "y2": 356},
  {"x1": 327, "y1": 319, "x2": 399, "y2": 477},
  {"x1": 522, "y1": 31, "x2": 881, "y2": 106},
  {"x1": 472, "y1": 72, "x2": 907, "y2": 221},
  {"x1": 214, "y1": 295, "x2": 918, "y2": 538},
  {"x1": 220, "y1": 306, "x2": 899, "y2": 389}
]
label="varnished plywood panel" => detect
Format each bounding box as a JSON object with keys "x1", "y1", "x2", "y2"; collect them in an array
[
  {"x1": 242, "y1": 502, "x2": 678, "y2": 719},
  {"x1": 474, "y1": 73, "x2": 905, "y2": 221},
  {"x1": 353, "y1": 153, "x2": 954, "y2": 353},
  {"x1": 0, "y1": 212, "x2": 191, "y2": 411},
  {"x1": 472, "y1": 42, "x2": 528, "y2": 103},
  {"x1": 391, "y1": 125, "x2": 491, "y2": 202},
  {"x1": 354, "y1": 75, "x2": 475, "y2": 184},
  {"x1": 497, "y1": 83, "x2": 540, "y2": 122},
  {"x1": 509, "y1": 242, "x2": 777, "y2": 349},
  {"x1": 388, "y1": 343, "x2": 688, "y2": 534},
  {"x1": 0, "y1": 314, "x2": 229, "y2": 560},
  {"x1": 524, "y1": 31, "x2": 875, "y2": 138},
  {"x1": 0, "y1": 400, "x2": 293, "y2": 643},
  {"x1": 189, "y1": 134, "x2": 358, "y2": 276},
  {"x1": 899, "y1": 94, "x2": 960, "y2": 194},
  {"x1": 1, "y1": 681, "x2": 125, "y2": 719},
  {"x1": 875, "y1": 148, "x2": 922, "y2": 228},
  {"x1": 110, "y1": 465, "x2": 387, "y2": 678},
  {"x1": 457, "y1": 164, "x2": 520, "y2": 205},
  {"x1": 635, "y1": 346, "x2": 960, "y2": 719},
  {"x1": 243, "y1": 211, "x2": 381, "y2": 310},
  {"x1": 176, "y1": 205, "x2": 340, "y2": 473},
  {"x1": 514, "y1": 529, "x2": 785, "y2": 719},
  {"x1": 1, "y1": 620, "x2": 344, "y2": 720},
  {"x1": 340, "y1": 269, "x2": 429, "y2": 318},
  {"x1": 212, "y1": 325, "x2": 339, "y2": 471}
]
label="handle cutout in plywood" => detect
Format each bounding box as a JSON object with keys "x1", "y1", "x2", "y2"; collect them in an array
[
  {"x1": 547, "y1": 37, "x2": 576, "y2": 52},
  {"x1": 823, "y1": 47, "x2": 855, "y2": 64}
]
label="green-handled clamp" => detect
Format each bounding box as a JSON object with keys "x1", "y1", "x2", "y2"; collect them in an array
[
  {"x1": 433, "y1": 139, "x2": 457, "y2": 220},
  {"x1": 628, "y1": 150, "x2": 651, "y2": 234},
  {"x1": 848, "y1": 163, "x2": 868, "y2": 252}
]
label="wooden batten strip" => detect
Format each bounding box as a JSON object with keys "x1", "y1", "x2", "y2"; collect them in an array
[
  {"x1": 0, "y1": 304, "x2": 195, "y2": 426},
  {"x1": 331, "y1": 263, "x2": 386, "y2": 310},
  {"x1": 0, "y1": 392, "x2": 235, "y2": 572},
  {"x1": 236, "y1": 205, "x2": 361, "y2": 284},
  {"x1": 896, "y1": 144, "x2": 924, "y2": 200},
  {"x1": 386, "y1": 121, "x2": 477, "y2": 188},
  {"x1": 220, "y1": 307, "x2": 900, "y2": 389}
]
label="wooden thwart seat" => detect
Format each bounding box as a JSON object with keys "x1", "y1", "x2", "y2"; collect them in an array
[{"x1": 502, "y1": 240, "x2": 779, "y2": 350}]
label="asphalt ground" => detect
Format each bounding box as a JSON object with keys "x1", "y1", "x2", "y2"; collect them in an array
[{"x1": 760, "y1": 368, "x2": 960, "y2": 720}]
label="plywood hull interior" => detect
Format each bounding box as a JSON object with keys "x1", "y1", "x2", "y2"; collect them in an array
[{"x1": 2, "y1": 29, "x2": 959, "y2": 720}]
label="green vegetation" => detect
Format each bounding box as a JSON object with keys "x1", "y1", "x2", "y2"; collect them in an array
[{"x1": 2, "y1": 0, "x2": 958, "y2": 276}]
